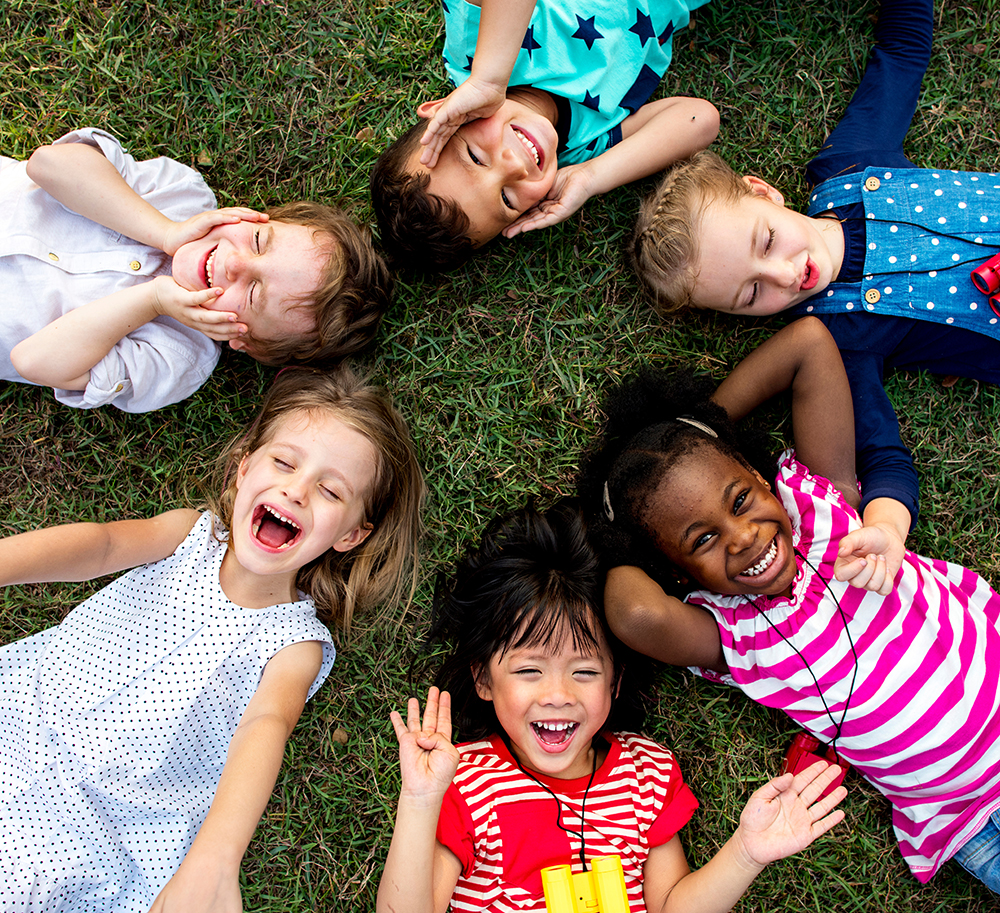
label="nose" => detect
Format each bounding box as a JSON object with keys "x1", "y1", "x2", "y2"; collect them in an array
[
  {"x1": 282, "y1": 475, "x2": 309, "y2": 506},
  {"x1": 761, "y1": 258, "x2": 798, "y2": 289},
  {"x1": 728, "y1": 517, "x2": 759, "y2": 553},
  {"x1": 499, "y1": 144, "x2": 529, "y2": 182},
  {"x1": 224, "y1": 246, "x2": 249, "y2": 283},
  {"x1": 540, "y1": 675, "x2": 575, "y2": 707}
]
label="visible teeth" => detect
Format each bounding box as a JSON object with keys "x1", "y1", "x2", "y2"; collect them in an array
[
  {"x1": 741, "y1": 538, "x2": 777, "y2": 577},
  {"x1": 206, "y1": 248, "x2": 217, "y2": 286},
  {"x1": 513, "y1": 128, "x2": 539, "y2": 165},
  {"x1": 534, "y1": 721, "x2": 574, "y2": 732},
  {"x1": 264, "y1": 504, "x2": 300, "y2": 529}
]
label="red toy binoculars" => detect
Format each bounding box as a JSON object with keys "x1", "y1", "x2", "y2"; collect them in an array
[
  {"x1": 970, "y1": 251, "x2": 1000, "y2": 317},
  {"x1": 781, "y1": 732, "x2": 849, "y2": 801}
]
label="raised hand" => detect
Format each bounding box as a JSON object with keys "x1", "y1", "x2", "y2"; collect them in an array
[
  {"x1": 162, "y1": 208, "x2": 268, "y2": 257},
  {"x1": 390, "y1": 687, "x2": 460, "y2": 801},
  {"x1": 149, "y1": 276, "x2": 246, "y2": 342},
  {"x1": 416, "y1": 80, "x2": 508, "y2": 168},
  {"x1": 834, "y1": 523, "x2": 905, "y2": 596},
  {"x1": 735, "y1": 760, "x2": 847, "y2": 867},
  {"x1": 502, "y1": 162, "x2": 597, "y2": 238}
]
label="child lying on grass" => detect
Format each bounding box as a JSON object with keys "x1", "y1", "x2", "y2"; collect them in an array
[
  {"x1": 3, "y1": 128, "x2": 389, "y2": 412},
  {"x1": 371, "y1": 0, "x2": 719, "y2": 272}
]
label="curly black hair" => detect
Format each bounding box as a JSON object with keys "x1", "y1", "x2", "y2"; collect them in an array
[
  {"x1": 369, "y1": 121, "x2": 475, "y2": 273},
  {"x1": 578, "y1": 366, "x2": 776, "y2": 594},
  {"x1": 422, "y1": 500, "x2": 655, "y2": 741}
]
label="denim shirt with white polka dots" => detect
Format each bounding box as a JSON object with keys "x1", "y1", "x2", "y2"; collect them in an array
[{"x1": 795, "y1": 167, "x2": 1000, "y2": 339}]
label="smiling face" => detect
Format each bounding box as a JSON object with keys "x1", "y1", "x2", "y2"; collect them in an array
[
  {"x1": 645, "y1": 444, "x2": 797, "y2": 598},
  {"x1": 227, "y1": 409, "x2": 377, "y2": 589},
  {"x1": 171, "y1": 220, "x2": 330, "y2": 353},
  {"x1": 411, "y1": 92, "x2": 560, "y2": 244},
  {"x1": 690, "y1": 178, "x2": 846, "y2": 316},
  {"x1": 475, "y1": 625, "x2": 614, "y2": 779}
]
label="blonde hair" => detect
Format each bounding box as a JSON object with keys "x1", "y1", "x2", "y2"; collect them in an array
[
  {"x1": 209, "y1": 366, "x2": 424, "y2": 631},
  {"x1": 632, "y1": 151, "x2": 754, "y2": 314}
]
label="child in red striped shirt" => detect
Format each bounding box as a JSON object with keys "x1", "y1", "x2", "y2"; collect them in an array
[{"x1": 377, "y1": 502, "x2": 844, "y2": 913}]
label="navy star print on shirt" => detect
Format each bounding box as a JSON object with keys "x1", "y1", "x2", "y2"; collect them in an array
[
  {"x1": 629, "y1": 11, "x2": 656, "y2": 46},
  {"x1": 572, "y1": 15, "x2": 604, "y2": 51},
  {"x1": 522, "y1": 25, "x2": 542, "y2": 58}
]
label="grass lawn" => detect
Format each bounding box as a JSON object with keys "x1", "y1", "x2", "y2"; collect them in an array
[{"x1": 1, "y1": 0, "x2": 999, "y2": 909}]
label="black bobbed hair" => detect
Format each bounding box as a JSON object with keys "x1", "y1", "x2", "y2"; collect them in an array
[
  {"x1": 423, "y1": 500, "x2": 655, "y2": 741},
  {"x1": 578, "y1": 366, "x2": 776, "y2": 594}
]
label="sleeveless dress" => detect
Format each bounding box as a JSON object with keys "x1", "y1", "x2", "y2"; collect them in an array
[{"x1": 0, "y1": 511, "x2": 335, "y2": 911}]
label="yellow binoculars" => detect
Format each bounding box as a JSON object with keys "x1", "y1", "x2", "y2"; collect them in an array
[{"x1": 540, "y1": 855, "x2": 629, "y2": 913}]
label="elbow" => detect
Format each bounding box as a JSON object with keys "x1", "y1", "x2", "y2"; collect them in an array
[
  {"x1": 26, "y1": 144, "x2": 63, "y2": 189},
  {"x1": 10, "y1": 339, "x2": 46, "y2": 384},
  {"x1": 693, "y1": 99, "x2": 721, "y2": 146}
]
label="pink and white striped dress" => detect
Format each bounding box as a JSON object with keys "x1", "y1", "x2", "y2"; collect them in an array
[
  {"x1": 688, "y1": 451, "x2": 1000, "y2": 882},
  {"x1": 436, "y1": 733, "x2": 698, "y2": 912}
]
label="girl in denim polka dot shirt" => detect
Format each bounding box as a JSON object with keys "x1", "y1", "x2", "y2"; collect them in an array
[{"x1": 632, "y1": 0, "x2": 998, "y2": 583}]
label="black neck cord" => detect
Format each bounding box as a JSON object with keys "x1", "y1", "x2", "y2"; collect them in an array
[
  {"x1": 514, "y1": 740, "x2": 600, "y2": 870},
  {"x1": 748, "y1": 548, "x2": 859, "y2": 761},
  {"x1": 825, "y1": 214, "x2": 995, "y2": 285}
]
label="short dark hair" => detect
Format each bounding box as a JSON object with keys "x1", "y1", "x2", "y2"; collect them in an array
[
  {"x1": 578, "y1": 367, "x2": 775, "y2": 592},
  {"x1": 246, "y1": 202, "x2": 392, "y2": 367},
  {"x1": 369, "y1": 122, "x2": 475, "y2": 273},
  {"x1": 425, "y1": 500, "x2": 654, "y2": 741}
]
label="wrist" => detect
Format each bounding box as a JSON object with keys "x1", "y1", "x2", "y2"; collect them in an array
[{"x1": 728, "y1": 827, "x2": 770, "y2": 876}]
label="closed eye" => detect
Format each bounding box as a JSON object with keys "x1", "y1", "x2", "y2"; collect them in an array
[
  {"x1": 273, "y1": 457, "x2": 293, "y2": 470},
  {"x1": 765, "y1": 228, "x2": 775, "y2": 253},
  {"x1": 320, "y1": 485, "x2": 341, "y2": 501}
]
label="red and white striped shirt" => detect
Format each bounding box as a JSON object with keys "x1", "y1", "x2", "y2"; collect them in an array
[
  {"x1": 689, "y1": 451, "x2": 1000, "y2": 882},
  {"x1": 436, "y1": 732, "x2": 698, "y2": 911}
]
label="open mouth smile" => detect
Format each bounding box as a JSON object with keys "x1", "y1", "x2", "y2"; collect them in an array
[
  {"x1": 531, "y1": 721, "x2": 578, "y2": 751},
  {"x1": 738, "y1": 536, "x2": 778, "y2": 578},
  {"x1": 251, "y1": 504, "x2": 302, "y2": 550},
  {"x1": 203, "y1": 246, "x2": 219, "y2": 287},
  {"x1": 512, "y1": 127, "x2": 541, "y2": 168}
]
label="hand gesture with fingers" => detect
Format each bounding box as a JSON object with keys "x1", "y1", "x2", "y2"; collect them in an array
[
  {"x1": 417, "y1": 81, "x2": 508, "y2": 168},
  {"x1": 736, "y1": 760, "x2": 847, "y2": 866},
  {"x1": 503, "y1": 162, "x2": 597, "y2": 238},
  {"x1": 149, "y1": 276, "x2": 246, "y2": 342},
  {"x1": 391, "y1": 687, "x2": 460, "y2": 802},
  {"x1": 162, "y1": 208, "x2": 268, "y2": 257},
  {"x1": 834, "y1": 524, "x2": 904, "y2": 596}
]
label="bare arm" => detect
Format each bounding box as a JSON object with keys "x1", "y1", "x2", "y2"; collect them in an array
[
  {"x1": 712, "y1": 318, "x2": 859, "y2": 508},
  {"x1": 504, "y1": 96, "x2": 719, "y2": 237},
  {"x1": 378, "y1": 688, "x2": 463, "y2": 913},
  {"x1": 149, "y1": 640, "x2": 324, "y2": 913},
  {"x1": 604, "y1": 566, "x2": 727, "y2": 674},
  {"x1": 0, "y1": 509, "x2": 200, "y2": 586},
  {"x1": 10, "y1": 278, "x2": 235, "y2": 391},
  {"x1": 417, "y1": 0, "x2": 538, "y2": 166},
  {"x1": 643, "y1": 762, "x2": 846, "y2": 913},
  {"x1": 834, "y1": 496, "x2": 910, "y2": 595}
]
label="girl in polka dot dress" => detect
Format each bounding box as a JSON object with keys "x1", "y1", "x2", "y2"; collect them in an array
[
  {"x1": 0, "y1": 366, "x2": 424, "y2": 912},
  {"x1": 631, "y1": 0, "x2": 998, "y2": 572}
]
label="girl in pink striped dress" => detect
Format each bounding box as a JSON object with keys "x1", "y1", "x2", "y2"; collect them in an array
[
  {"x1": 579, "y1": 318, "x2": 1000, "y2": 890},
  {"x1": 377, "y1": 502, "x2": 845, "y2": 913}
]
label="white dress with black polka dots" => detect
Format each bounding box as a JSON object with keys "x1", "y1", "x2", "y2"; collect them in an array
[{"x1": 0, "y1": 511, "x2": 335, "y2": 911}]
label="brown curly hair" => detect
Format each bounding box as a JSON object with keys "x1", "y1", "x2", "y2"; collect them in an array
[
  {"x1": 369, "y1": 122, "x2": 475, "y2": 273},
  {"x1": 242, "y1": 202, "x2": 391, "y2": 366},
  {"x1": 632, "y1": 151, "x2": 754, "y2": 314}
]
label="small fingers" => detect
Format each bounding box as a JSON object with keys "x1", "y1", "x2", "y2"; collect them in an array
[
  {"x1": 405, "y1": 695, "x2": 422, "y2": 732},
  {"x1": 421, "y1": 685, "x2": 441, "y2": 732}
]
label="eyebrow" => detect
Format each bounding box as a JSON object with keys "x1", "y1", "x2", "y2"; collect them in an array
[
  {"x1": 679, "y1": 478, "x2": 743, "y2": 544},
  {"x1": 273, "y1": 441, "x2": 357, "y2": 496}
]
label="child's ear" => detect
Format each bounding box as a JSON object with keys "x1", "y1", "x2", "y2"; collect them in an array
[
  {"x1": 751, "y1": 468, "x2": 772, "y2": 491},
  {"x1": 236, "y1": 454, "x2": 249, "y2": 488},
  {"x1": 332, "y1": 522, "x2": 374, "y2": 553},
  {"x1": 417, "y1": 99, "x2": 444, "y2": 121},
  {"x1": 472, "y1": 664, "x2": 492, "y2": 701},
  {"x1": 742, "y1": 175, "x2": 786, "y2": 207}
]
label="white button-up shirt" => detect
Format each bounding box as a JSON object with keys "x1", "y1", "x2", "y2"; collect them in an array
[{"x1": 0, "y1": 128, "x2": 220, "y2": 411}]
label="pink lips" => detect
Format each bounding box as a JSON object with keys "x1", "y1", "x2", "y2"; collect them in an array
[
  {"x1": 513, "y1": 125, "x2": 544, "y2": 171},
  {"x1": 800, "y1": 258, "x2": 819, "y2": 291}
]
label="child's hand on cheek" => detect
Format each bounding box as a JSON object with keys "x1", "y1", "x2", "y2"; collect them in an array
[
  {"x1": 734, "y1": 760, "x2": 847, "y2": 869},
  {"x1": 417, "y1": 80, "x2": 507, "y2": 168},
  {"x1": 161, "y1": 208, "x2": 269, "y2": 257},
  {"x1": 149, "y1": 276, "x2": 247, "y2": 342},
  {"x1": 391, "y1": 687, "x2": 460, "y2": 802},
  {"x1": 502, "y1": 162, "x2": 598, "y2": 238}
]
